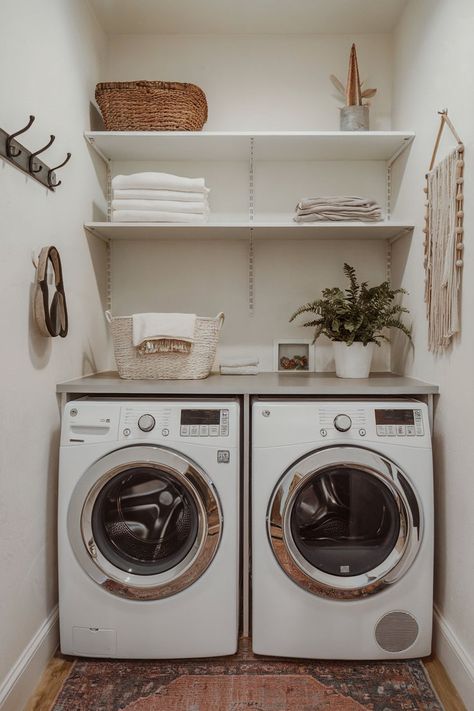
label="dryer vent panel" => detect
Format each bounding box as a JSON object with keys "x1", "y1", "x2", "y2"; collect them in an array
[{"x1": 375, "y1": 612, "x2": 419, "y2": 653}]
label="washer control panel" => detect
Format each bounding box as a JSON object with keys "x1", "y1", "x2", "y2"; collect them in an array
[
  {"x1": 120, "y1": 406, "x2": 172, "y2": 439},
  {"x1": 180, "y1": 409, "x2": 229, "y2": 437},
  {"x1": 375, "y1": 408, "x2": 424, "y2": 437}
]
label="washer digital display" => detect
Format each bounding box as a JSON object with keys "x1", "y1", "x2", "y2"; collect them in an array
[
  {"x1": 375, "y1": 409, "x2": 415, "y2": 425},
  {"x1": 181, "y1": 409, "x2": 221, "y2": 425}
]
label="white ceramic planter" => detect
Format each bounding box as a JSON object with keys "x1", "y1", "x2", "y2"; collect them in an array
[{"x1": 333, "y1": 341, "x2": 375, "y2": 378}]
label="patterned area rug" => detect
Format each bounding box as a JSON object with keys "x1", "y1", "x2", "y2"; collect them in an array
[{"x1": 51, "y1": 641, "x2": 443, "y2": 711}]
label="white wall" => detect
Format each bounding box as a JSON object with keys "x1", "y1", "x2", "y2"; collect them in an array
[
  {"x1": 106, "y1": 34, "x2": 392, "y2": 131},
  {"x1": 106, "y1": 34, "x2": 394, "y2": 371},
  {"x1": 392, "y1": 1, "x2": 474, "y2": 707},
  {"x1": 0, "y1": 1, "x2": 108, "y2": 709}
]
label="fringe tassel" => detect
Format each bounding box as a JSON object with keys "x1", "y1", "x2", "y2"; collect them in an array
[
  {"x1": 138, "y1": 339, "x2": 193, "y2": 355},
  {"x1": 424, "y1": 145, "x2": 464, "y2": 353}
]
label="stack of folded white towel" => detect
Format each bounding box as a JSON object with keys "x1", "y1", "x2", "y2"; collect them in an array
[
  {"x1": 132, "y1": 312, "x2": 196, "y2": 354},
  {"x1": 111, "y1": 172, "x2": 210, "y2": 223},
  {"x1": 220, "y1": 356, "x2": 260, "y2": 376},
  {"x1": 294, "y1": 196, "x2": 382, "y2": 223}
]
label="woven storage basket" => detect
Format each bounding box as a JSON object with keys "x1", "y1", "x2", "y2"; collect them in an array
[
  {"x1": 106, "y1": 311, "x2": 224, "y2": 380},
  {"x1": 95, "y1": 81, "x2": 208, "y2": 131}
]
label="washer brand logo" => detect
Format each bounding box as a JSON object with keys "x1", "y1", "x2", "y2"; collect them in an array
[
  {"x1": 217, "y1": 450, "x2": 230, "y2": 463},
  {"x1": 340, "y1": 565, "x2": 350, "y2": 573}
]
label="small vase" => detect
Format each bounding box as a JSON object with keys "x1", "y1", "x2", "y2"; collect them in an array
[
  {"x1": 333, "y1": 341, "x2": 375, "y2": 378},
  {"x1": 340, "y1": 105, "x2": 369, "y2": 131}
]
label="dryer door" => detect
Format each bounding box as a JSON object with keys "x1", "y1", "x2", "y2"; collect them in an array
[
  {"x1": 268, "y1": 446, "x2": 422, "y2": 599},
  {"x1": 68, "y1": 445, "x2": 222, "y2": 600}
]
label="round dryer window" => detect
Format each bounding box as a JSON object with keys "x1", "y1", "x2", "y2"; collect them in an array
[
  {"x1": 68, "y1": 446, "x2": 222, "y2": 600},
  {"x1": 268, "y1": 446, "x2": 422, "y2": 600}
]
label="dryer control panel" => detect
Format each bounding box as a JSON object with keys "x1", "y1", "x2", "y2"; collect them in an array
[{"x1": 252, "y1": 400, "x2": 431, "y2": 449}]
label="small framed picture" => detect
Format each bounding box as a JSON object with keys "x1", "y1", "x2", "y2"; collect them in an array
[{"x1": 273, "y1": 339, "x2": 315, "y2": 373}]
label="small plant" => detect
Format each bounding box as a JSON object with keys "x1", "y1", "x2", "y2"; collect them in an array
[
  {"x1": 330, "y1": 43, "x2": 377, "y2": 106},
  {"x1": 290, "y1": 263, "x2": 411, "y2": 346}
]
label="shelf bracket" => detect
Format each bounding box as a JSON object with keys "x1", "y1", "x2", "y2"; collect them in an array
[
  {"x1": 386, "y1": 135, "x2": 415, "y2": 221},
  {"x1": 84, "y1": 133, "x2": 110, "y2": 165},
  {"x1": 385, "y1": 239, "x2": 392, "y2": 283},
  {"x1": 249, "y1": 137, "x2": 255, "y2": 315},
  {"x1": 106, "y1": 239, "x2": 112, "y2": 313}
]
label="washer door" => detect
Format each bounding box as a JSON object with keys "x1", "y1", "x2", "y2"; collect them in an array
[
  {"x1": 68, "y1": 445, "x2": 222, "y2": 600},
  {"x1": 268, "y1": 446, "x2": 422, "y2": 600}
]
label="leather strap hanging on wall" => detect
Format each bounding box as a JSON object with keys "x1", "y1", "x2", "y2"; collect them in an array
[{"x1": 34, "y1": 246, "x2": 68, "y2": 337}]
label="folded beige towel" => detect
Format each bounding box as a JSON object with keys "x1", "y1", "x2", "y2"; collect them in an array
[
  {"x1": 113, "y1": 188, "x2": 210, "y2": 201},
  {"x1": 220, "y1": 365, "x2": 259, "y2": 375},
  {"x1": 294, "y1": 195, "x2": 382, "y2": 223},
  {"x1": 112, "y1": 210, "x2": 208, "y2": 223},
  {"x1": 112, "y1": 172, "x2": 208, "y2": 193},
  {"x1": 220, "y1": 356, "x2": 260, "y2": 367},
  {"x1": 132, "y1": 312, "x2": 196, "y2": 354}
]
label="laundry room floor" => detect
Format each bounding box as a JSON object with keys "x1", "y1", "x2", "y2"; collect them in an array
[{"x1": 24, "y1": 641, "x2": 466, "y2": 711}]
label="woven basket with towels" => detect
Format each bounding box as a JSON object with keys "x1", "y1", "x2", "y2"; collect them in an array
[{"x1": 106, "y1": 310, "x2": 224, "y2": 380}]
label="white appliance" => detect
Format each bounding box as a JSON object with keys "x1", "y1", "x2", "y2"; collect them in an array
[
  {"x1": 59, "y1": 398, "x2": 239, "y2": 658},
  {"x1": 252, "y1": 399, "x2": 433, "y2": 659}
]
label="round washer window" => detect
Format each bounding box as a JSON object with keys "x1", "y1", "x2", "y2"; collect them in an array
[
  {"x1": 290, "y1": 467, "x2": 400, "y2": 577},
  {"x1": 91, "y1": 466, "x2": 199, "y2": 576}
]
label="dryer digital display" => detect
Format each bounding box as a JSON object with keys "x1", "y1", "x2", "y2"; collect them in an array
[{"x1": 375, "y1": 409, "x2": 415, "y2": 425}]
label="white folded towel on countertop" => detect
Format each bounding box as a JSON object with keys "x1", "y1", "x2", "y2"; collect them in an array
[
  {"x1": 113, "y1": 188, "x2": 210, "y2": 201},
  {"x1": 132, "y1": 312, "x2": 196, "y2": 354},
  {"x1": 112, "y1": 172, "x2": 208, "y2": 193},
  {"x1": 112, "y1": 199, "x2": 209, "y2": 214},
  {"x1": 220, "y1": 356, "x2": 260, "y2": 367},
  {"x1": 220, "y1": 365, "x2": 259, "y2": 375},
  {"x1": 112, "y1": 210, "x2": 208, "y2": 223}
]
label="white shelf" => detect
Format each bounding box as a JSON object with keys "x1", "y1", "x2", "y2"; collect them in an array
[
  {"x1": 85, "y1": 131, "x2": 415, "y2": 163},
  {"x1": 84, "y1": 220, "x2": 413, "y2": 242}
]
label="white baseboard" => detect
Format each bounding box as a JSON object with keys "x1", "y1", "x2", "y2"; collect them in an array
[
  {"x1": 433, "y1": 605, "x2": 474, "y2": 711},
  {"x1": 0, "y1": 606, "x2": 59, "y2": 711}
]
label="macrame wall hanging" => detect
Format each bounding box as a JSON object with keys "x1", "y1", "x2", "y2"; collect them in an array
[{"x1": 424, "y1": 109, "x2": 465, "y2": 352}]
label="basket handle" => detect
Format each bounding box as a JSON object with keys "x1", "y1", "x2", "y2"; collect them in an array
[
  {"x1": 105, "y1": 310, "x2": 113, "y2": 324},
  {"x1": 215, "y1": 312, "x2": 225, "y2": 330}
]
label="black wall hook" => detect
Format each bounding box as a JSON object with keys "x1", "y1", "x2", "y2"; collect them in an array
[
  {"x1": 29, "y1": 134, "x2": 55, "y2": 174},
  {"x1": 1, "y1": 116, "x2": 71, "y2": 191},
  {"x1": 48, "y1": 152, "x2": 71, "y2": 189},
  {"x1": 6, "y1": 115, "x2": 35, "y2": 158}
]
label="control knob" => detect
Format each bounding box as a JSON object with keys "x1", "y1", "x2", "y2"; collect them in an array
[
  {"x1": 334, "y1": 414, "x2": 352, "y2": 432},
  {"x1": 138, "y1": 414, "x2": 156, "y2": 432}
]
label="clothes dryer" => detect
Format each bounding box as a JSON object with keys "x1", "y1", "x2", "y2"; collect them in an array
[{"x1": 252, "y1": 399, "x2": 433, "y2": 659}]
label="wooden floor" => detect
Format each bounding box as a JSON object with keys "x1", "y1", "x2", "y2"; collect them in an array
[{"x1": 24, "y1": 652, "x2": 467, "y2": 711}]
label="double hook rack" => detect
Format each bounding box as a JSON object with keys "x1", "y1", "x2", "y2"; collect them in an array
[{"x1": 0, "y1": 115, "x2": 71, "y2": 190}]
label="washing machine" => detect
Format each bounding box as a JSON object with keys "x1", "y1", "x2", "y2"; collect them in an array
[
  {"x1": 252, "y1": 399, "x2": 433, "y2": 659},
  {"x1": 59, "y1": 398, "x2": 239, "y2": 658}
]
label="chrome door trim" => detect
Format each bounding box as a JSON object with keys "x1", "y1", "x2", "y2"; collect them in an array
[
  {"x1": 268, "y1": 445, "x2": 423, "y2": 600},
  {"x1": 68, "y1": 445, "x2": 222, "y2": 600}
]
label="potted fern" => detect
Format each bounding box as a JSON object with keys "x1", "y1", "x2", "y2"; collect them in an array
[{"x1": 290, "y1": 264, "x2": 411, "y2": 378}]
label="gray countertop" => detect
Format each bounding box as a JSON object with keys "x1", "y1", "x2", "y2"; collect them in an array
[{"x1": 57, "y1": 371, "x2": 438, "y2": 396}]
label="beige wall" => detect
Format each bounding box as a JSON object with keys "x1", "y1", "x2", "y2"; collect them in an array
[
  {"x1": 0, "y1": 1, "x2": 108, "y2": 708},
  {"x1": 392, "y1": 1, "x2": 474, "y2": 707}
]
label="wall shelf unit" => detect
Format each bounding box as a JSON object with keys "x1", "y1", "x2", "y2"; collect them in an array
[
  {"x1": 85, "y1": 128, "x2": 415, "y2": 316},
  {"x1": 85, "y1": 130, "x2": 415, "y2": 163},
  {"x1": 85, "y1": 220, "x2": 413, "y2": 242}
]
